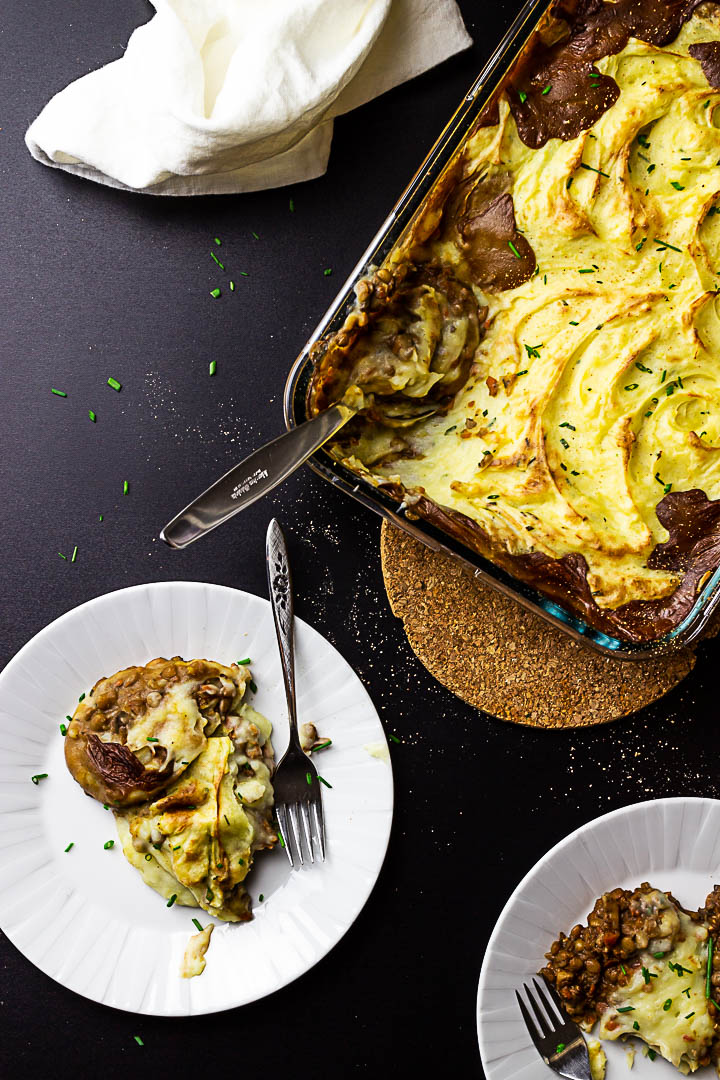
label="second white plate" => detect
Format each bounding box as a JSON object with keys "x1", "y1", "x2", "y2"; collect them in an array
[
  {"x1": 477, "y1": 798, "x2": 720, "y2": 1080},
  {"x1": 0, "y1": 581, "x2": 394, "y2": 1016}
]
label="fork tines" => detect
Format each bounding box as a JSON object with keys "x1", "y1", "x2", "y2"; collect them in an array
[
  {"x1": 276, "y1": 796, "x2": 325, "y2": 869},
  {"x1": 516, "y1": 978, "x2": 590, "y2": 1079}
]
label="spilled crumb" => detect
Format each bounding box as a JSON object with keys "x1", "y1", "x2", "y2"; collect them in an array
[
  {"x1": 180, "y1": 924, "x2": 213, "y2": 979},
  {"x1": 588, "y1": 1040, "x2": 607, "y2": 1080},
  {"x1": 363, "y1": 741, "x2": 390, "y2": 762}
]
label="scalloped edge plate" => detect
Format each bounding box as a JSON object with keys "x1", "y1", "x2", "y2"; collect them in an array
[
  {"x1": 0, "y1": 581, "x2": 393, "y2": 1016},
  {"x1": 477, "y1": 798, "x2": 720, "y2": 1080}
]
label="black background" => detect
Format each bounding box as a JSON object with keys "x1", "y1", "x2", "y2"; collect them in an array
[{"x1": 1, "y1": 2, "x2": 718, "y2": 1076}]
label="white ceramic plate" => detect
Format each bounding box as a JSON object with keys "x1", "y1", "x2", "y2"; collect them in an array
[
  {"x1": 477, "y1": 798, "x2": 720, "y2": 1080},
  {"x1": 0, "y1": 581, "x2": 393, "y2": 1016}
]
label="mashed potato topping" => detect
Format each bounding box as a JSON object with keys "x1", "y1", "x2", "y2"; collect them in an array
[{"x1": 309, "y1": 2, "x2": 720, "y2": 642}]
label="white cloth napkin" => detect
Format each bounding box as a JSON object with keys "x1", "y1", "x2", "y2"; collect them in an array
[{"x1": 26, "y1": 0, "x2": 471, "y2": 196}]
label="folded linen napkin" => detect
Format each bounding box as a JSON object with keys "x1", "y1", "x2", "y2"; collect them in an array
[{"x1": 25, "y1": 0, "x2": 471, "y2": 196}]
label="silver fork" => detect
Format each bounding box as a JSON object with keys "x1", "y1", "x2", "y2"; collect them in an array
[
  {"x1": 266, "y1": 518, "x2": 326, "y2": 869},
  {"x1": 516, "y1": 979, "x2": 591, "y2": 1080}
]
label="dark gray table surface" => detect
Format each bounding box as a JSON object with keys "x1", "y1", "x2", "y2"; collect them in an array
[{"x1": 1, "y1": 2, "x2": 718, "y2": 1075}]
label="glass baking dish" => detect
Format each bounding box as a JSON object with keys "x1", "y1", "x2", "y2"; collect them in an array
[{"x1": 283, "y1": 0, "x2": 720, "y2": 660}]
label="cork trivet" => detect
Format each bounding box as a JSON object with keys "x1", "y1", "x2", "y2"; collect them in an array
[{"x1": 380, "y1": 521, "x2": 697, "y2": 728}]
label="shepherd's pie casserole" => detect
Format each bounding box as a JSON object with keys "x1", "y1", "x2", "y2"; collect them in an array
[{"x1": 308, "y1": 0, "x2": 720, "y2": 643}]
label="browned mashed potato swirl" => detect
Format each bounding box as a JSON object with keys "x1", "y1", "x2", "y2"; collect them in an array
[{"x1": 308, "y1": 0, "x2": 720, "y2": 643}]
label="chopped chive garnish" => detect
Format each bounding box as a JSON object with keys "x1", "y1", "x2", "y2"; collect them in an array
[
  {"x1": 318, "y1": 775, "x2": 332, "y2": 788},
  {"x1": 707, "y1": 935, "x2": 714, "y2": 998},
  {"x1": 654, "y1": 238, "x2": 682, "y2": 253},
  {"x1": 107, "y1": 377, "x2": 122, "y2": 391},
  {"x1": 31, "y1": 773, "x2": 48, "y2": 785},
  {"x1": 617, "y1": 1006, "x2": 635, "y2": 1013},
  {"x1": 518, "y1": 90, "x2": 527, "y2": 104},
  {"x1": 192, "y1": 919, "x2": 203, "y2": 932},
  {"x1": 213, "y1": 237, "x2": 221, "y2": 246},
  {"x1": 252, "y1": 231, "x2": 260, "y2": 240},
  {"x1": 641, "y1": 967, "x2": 655, "y2": 983},
  {"x1": 388, "y1": 733, "x2": 401, "y2": 743},
  {"x1": 65, "y1": 842, "x2": 74, "y2": 852},
  {"x1": 123, "y1": 480, "x2": 129, "y2": 495},
  {"x1": 237, "y1": 657, "x2": 251, "y2": 665},
  {"x1": 636, "y1": 238, "x2": 647, "y2": 252},
  {"x1": 306, "y1": 772, "x2": 312, "y2": 785},
  {"x1": 663, "y1": 999, "x2": 672, "y2": 1011},
  {"x1": 555, "y1": 1043, "x2": 565, "y2": 1053},
  {"x1": 144, "y1": 853, "x2": 152, "y2": 861},
  {"x1": 648, "y1": 1050, "x2": 656, "y2": 1061},
  {"x1": 166, "y1": 894, "x2": 177, "y2": 907},
  {"x1": 51, "y1": 388, "x2": 67, "y2": 397},
  {"x1": 88, "y1": 410, "x2": 96, "y2": 423},
  {"x1": 559, "y1": 422, "x2": 576, "y2": 431},
  {"x1": 580, "y1": 162, "x2": 609, "y2": 177},
  {"x1": 638, "y1": 134, "x2": 650, "y2": 148},
  {"x1": 508, "y1": 240, "x2": 522, "y2": 258},
  {"x1": 524, "y1": 342, "x2": 543, "y2": 358},
  {"x1": 621, "y1": 965, "x2": 627, "y2": 975},
  {"x1": 566, "y1": 177, "x2": 573, "y2": 189},
  {"x1": 259, "y1": 893, "x2": 264, "y2": 902},
  {"x1": 71, "y1": 545, "x2": 78, "y2": 563},
  {"x1": 210, "y1": 287, "x2": 221, "y2": 298},
  {"x1": 104, "y1": 840, "x2": 114, "y2": 850},
  {"x1": 239, "y1": 271, "x2": 249, "y2": 277},
  {"x1": 78, "y1": 693, "x2": 85, "y2": 702},
  {"x1": 633, "y1": 1020, "x2": 640, "y2": 1030},
  {"x1": 98, "y1": 514, "x2": 103, "y2": 522},
  {"x1": 578, "y1": 268, "x2": 594, "y2": 273},
  {"x1": 624, "y1": 383, "x2": 639, "y2": 391},
  {"x1": 229, "y1": 281, "x2": 235, "y2": 291},
  {"x1": 173, "y1": 845, "x2": 181, "y2": 851},
  {"x1": 278, "y1": 830, "x2": 285, "y2": 848},
  {"x1": 289, "y1": 198, "x2": 295, "y2": 212},
  {"x1": 636, "y1": 362, "x2": 653, "y2": 373},
  {"x1": 683, "y1": 987, "x2": 692, "y2": 998},
  {"x1": 210, "y1": 252, "x2": 225, "y2": 269},
  {"x1": 685, "y1": 1012, "x2": 695, "y2": 1019},
  {"x1": 670, "y1": 181, "x2": 685, "y2": 191},
  {"x1": 542, "y1": 84, "x2": 551, "y2": 94},
  {"x1": 146, "y1": 736, "x2": 158, "y2": 743},
  {"x1": 323, "y1": 268, "x2": 333, "y2": 276},
  {"x1": 312, "y1": 739, "x2": 332, "y2": 753},
  {"x1": 58, "y1": 552, "x2": 67, "y2": 560},
  {"x1": 209, "y1": 360, "x2": 217, "y2": 377},
  {"x1": 249, "y1": 679, "x2": 258, "y2": 694},
  {"x1": 134, "y1": 1036, "x2": 144, "y2": 1047},
  {"x1": 60, "y1": 723, "x2": 67, "y2": 736}
]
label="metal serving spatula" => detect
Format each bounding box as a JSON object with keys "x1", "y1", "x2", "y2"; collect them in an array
[
  {"x1": 159, "y1": 399, "x2": 438, "y2": 549},
  {"x1": 160, "y1": 404, "x2": 353, "y2": 549}
]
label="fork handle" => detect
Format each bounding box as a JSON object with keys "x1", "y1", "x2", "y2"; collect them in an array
[{"x1": 266, "y1": 519, "x2": 301, "y2": 744}]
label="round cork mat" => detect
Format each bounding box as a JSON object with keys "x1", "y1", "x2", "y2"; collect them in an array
[{"x1": 380, "y1": 521, "x2": 697, "y2": 728}]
